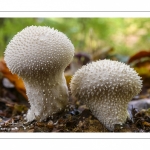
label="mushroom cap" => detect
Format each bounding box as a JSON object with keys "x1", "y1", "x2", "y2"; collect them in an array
[
  {"x1": 71, "y1": 59, "x2": 142, "y2": 98},
  {"x1": 4, "y1": 26, "x2": 74, "y2": 78},
  {"x1": 70, "y1": 59, "x2": 142, "y2": 130}
]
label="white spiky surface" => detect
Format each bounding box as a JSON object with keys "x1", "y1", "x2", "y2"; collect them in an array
[
  {"x1": 70, "y1": 59, "x2": 142, "y2": 131},
  {"x1": 4, "y1": 26, "x2": 74, "y2": 122}
]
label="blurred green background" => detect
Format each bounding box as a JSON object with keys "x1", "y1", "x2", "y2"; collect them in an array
[{"x1": 0, "y1": 18, "x2": 150, "y2": 58}]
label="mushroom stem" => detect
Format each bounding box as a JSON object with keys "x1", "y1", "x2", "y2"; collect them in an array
[{"x1": 25, "y1": 72, "x2": 68, "y2": 121}]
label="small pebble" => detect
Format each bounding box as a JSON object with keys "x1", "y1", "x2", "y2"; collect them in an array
[
  {"x1": 11, "y1": 127, "x2": 18, "y2": 131},
  {"x1": 69, "y1": 109, "x2": 80, "y2": 116}
]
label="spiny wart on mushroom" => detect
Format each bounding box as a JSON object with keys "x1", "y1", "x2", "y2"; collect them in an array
[
  {"x1": 4, "y1": 26, "x2": 74, "y2": 122},
  {"x1": 70, "y1": 59, "x2": 142, "y2": 131}
]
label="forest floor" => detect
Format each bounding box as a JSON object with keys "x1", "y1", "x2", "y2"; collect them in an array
[
  {"x1": 1, "y1": 50, "x2": 150, "y2": 132},
  {"x1": 1, "y1": 74, "x2": 150, "y2": 133}
]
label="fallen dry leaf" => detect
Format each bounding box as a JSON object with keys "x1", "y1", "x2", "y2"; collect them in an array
[
  {"x1": 0, "y1": 60, "x2": 27, "y2": 99},
  {"x1": 128, "y1": 50, "x2": 150, "y2": 86},
  {"x1": 128, "y1": 50, "x2": 150, "y2": 64},
  {"x1": 64, "y1": 73, "x2": 72, "y2": 88},
  {"x1": 134, "y1": 60, "x2": 150, "y2": 77},
  {"x1": 143, "y1": 121, "x2": 150, "y2": 127}
]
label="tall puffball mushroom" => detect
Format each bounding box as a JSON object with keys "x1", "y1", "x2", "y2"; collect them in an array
[
  {"x1": 4, "y1": 26, "x2": 74, "y2": 122},
  {"x1": 70, "y1": 59, "x2": 142, "y2": 131}
]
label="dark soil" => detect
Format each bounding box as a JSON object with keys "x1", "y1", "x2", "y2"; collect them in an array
[{"x1": 1, "y1": 75, "x2": 150, "y2": 132}]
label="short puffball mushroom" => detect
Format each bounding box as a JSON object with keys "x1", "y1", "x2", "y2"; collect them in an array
[
  {"x1": 4, "y1": 26, "x2": 74, "y2": 122},
  {"x1": 70, "y1": 59, "x2": 142, "y2": 131}
]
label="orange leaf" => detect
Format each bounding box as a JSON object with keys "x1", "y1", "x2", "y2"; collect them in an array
[
  {"x1": 64, "y1": 73, "x2": 72, "y2": 89},
  {"x1": 143, "y1": 121, "x2": 150, "y2": 127},
  {"x1": 0, "y1": 60, "x2": 27, "y2": 99}
]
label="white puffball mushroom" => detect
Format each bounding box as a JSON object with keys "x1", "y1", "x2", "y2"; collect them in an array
[
  {"x1": 4, "y1": 26, "x2": 74, "y2": 122},
  {"x1": 70, "y1": 59, "x2": 142, "y2": 131}
]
